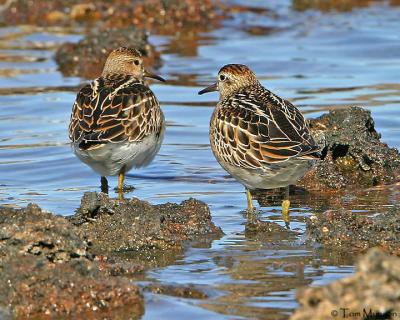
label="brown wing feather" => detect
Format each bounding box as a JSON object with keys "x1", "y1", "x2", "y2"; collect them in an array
[
  {"x1": 69, "y1": 75, "x2": 163, "y2": 150},
  {"x1": 210, "y1": 85, "x2": 320, "y2": 169}
]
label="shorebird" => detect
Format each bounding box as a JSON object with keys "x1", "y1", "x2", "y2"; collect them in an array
[
  {"x1": 199, "y1": 64, "x2": 320, "y2": 219},
  {"x1": 69, "y1": 47, "x2": 165, "y2": 198}
]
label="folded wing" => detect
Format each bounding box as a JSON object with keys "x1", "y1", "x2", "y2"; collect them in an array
[
  {"x1": 211, "y1": 89, "x2": 320, "y2": 170},
  {"x1": 69, "y1": 75, "x2": 162, "y2": 150}
]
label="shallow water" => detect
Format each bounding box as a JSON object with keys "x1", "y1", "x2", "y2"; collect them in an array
[{"x1": 1, "y1": 1, "x2": 400, "y2": 319}]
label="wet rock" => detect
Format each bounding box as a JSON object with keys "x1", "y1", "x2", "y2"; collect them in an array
[
  {"x1": 244, "y1": 216, "x2": 301, "y2": 246},
  {"x1": 300, "y1": 106, "x2": 400, "y2": 190},
  {"x1": 3, "y1": 257, "x2": 144, "y2": 319},
  {"x1": 1, "y1": 0, "x2": 224, "y2": 33},
  {"x1": 0, "y1": 192, "x2": 222, "y2": 317},
  {"x1": 44, "y1": 10, "x2": 68, "y2": 24},
  {"x1": 70, "y1": 3, "x2": 100, "y2": 22},
  {"x1": 71, "y1": 192, "x2": 223, "y2": 255},
  {"x1": 306, "y1": 206, "x2": 400, "y2": 255},
  {"x1": 291, "y1": 248, "x2": 400, "y2": 320},
  {"x1": 0, "y1": 204, "x2": 144, "y2": 318},
  {"x1": 144, "y1": 283, "x2": 208, "y2": 299},
  {"x1": 245, "y1": 219, "x2": 288, "y2": 234},
  {"x1": 55, "y1": 28, "x2": 161, "y2": 79},
  {"x1": 95, "y1": 255, "x2": 145, "y2": 277},
  {"x1": 246, "y1": 218, "x2": 293, "y2": 236},
  {"x1": 0, "y1": 203, "x2": 90, "y2": 263}
]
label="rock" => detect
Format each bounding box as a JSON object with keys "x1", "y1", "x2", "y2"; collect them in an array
[
  {"x1": 0, "y1": 192, "x2": 221, "y2": 317},
  {"x1": 55, "y1": 27, "x2": 161, "y2": 79},
  {"x1": 0, "y1": 192, "x2": 223, "y2": 319},
  {"x1": 2, "y1": 0, "x2": 225, "y2": 33},
  {"x1": 70, "y1": 192, "x2": 224, "y2": 256},
  {"x1": 0, "y1": 203, "x2": 90, "y2": 263},
  {"x1": 245, "y1": 218, "x2": 296, "y2": 242},
  {"x1": 144, "y1": 283, "x2": 208, "y2": 299},
  {"x1": 70, "y1": 3, "x2": 100, "y2": 22},
  {"x1": 291, "y1": 248, "x2": 400, "y2": 320},
  {"x1": 0, "y1": 204, "x2": 144, "y2": 318},
  {"x1": 3, "y1": 257, "x2": 144, "y2": 319},
  {"x1": 44, "y1": 10, "x2": 68, "y2": 24},
  {"x1": 300, "y1": 106, "x2": 400, "y2": 190},
  {"x1": 292, "y1": 0, "x2": 375, "y2": 12},
  {"x1": 306, "y1": 206, "x2": 400, "y2": 255}
]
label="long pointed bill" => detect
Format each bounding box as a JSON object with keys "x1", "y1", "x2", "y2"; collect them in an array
[
  {"x1": 144, "y1": 70, "x2": 165, "y2": 82},
  {"x1": 198, "y1": 82, "x2": 218, "y2": 95}
]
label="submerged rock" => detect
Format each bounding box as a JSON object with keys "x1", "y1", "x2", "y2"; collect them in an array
[
  {"x1": 55, "y1": 27, "x2": 161, "y2": 79},
  {"x1": 306, "y1": 206, "x2": 400, "y2": 255},
  {"x1": 245, "y1": 218, "x2": 297, "y2": 242},
  {"x1": 301, "y1": 106, "x2": 400, "y2": 190},
  {"x1": 0, "y1": 204, "x2": 143, "y2": 319},
  {"x1": 144, "y1": 283, "x2": 208, "y2": 300},
  {"x1": 71, "y1": 192, "x2": 223, "y2": 255},
  {"x1": 291, "y1": 248, "x2": 400, "y2": 320}
]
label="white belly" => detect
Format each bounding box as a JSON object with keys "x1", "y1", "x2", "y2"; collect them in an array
[
  {"x1": 220, "y1": 158, "x2": 314, "y2": 190},
  {"x1": 73, "y1": 131, "x2": 164, "y2": 177}
]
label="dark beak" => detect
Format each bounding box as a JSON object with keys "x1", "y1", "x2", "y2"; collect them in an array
[
  {"x1": 144, "y1": 69, "x2": 165, "y2": 82},
  {"x1": 198, "y1": 82, "x2": 218, "y2": 95}
]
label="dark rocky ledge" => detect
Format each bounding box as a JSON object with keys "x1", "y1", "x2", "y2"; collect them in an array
[{"x1": 300, "y1": 106, "x2": 400, "y2": 191}]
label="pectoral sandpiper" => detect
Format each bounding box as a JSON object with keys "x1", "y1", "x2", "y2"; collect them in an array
[
  {"x1": 199, "y1": 64, "x2": 320, "y2": 220},
  {"x1": 69, "y1": 47, "x2": 165, "y2": 198}
]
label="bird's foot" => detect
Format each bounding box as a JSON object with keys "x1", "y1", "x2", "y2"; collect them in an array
[{"x1": 114, "y1": 184, "x2": 135, "y2": 193}]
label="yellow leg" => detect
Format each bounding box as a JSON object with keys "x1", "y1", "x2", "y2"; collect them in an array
[
  {"x1": 118, "y1": 172, "x2": 125, "y2": 190},
  {"x1": 118, "y1": 172, "x2": 124, "y2": 200},
  {"x1": 246, "y1": 189, "x2": 254, "y2": 211},
  {"x1": 282, "y1": 200, "x2": 290, "y2": 221},
  {"x1": 282, "y1": 186, "x2": 290, "y2": 228}
]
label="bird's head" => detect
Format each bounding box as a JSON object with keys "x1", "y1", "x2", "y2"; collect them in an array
[
  {"x1": 102, "y1": 47, "x2": 164, "y2": 82},
  {"x1": 198, "y1": 64, "x2": 259, "y2": 98}
]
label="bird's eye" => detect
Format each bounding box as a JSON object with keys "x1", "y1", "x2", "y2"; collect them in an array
[
  {"x1": 133, "y1": 59, "x2": 140, "y2": 66},
  {"x1": 219, "y1": 74, "x2": 226, "y2": 81}
]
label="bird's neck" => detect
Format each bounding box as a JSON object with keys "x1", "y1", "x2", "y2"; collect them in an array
[{"x1": 220, "y1": 82, "x2": 262, "y2": 100}]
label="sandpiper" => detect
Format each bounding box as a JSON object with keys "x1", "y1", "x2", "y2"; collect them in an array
[
  {"x1": 199, "y1": 64, "x2": 320, "y2": 218},
  {"x1": 69, "y1": 47, "x2": 165, "y2": 198}
]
